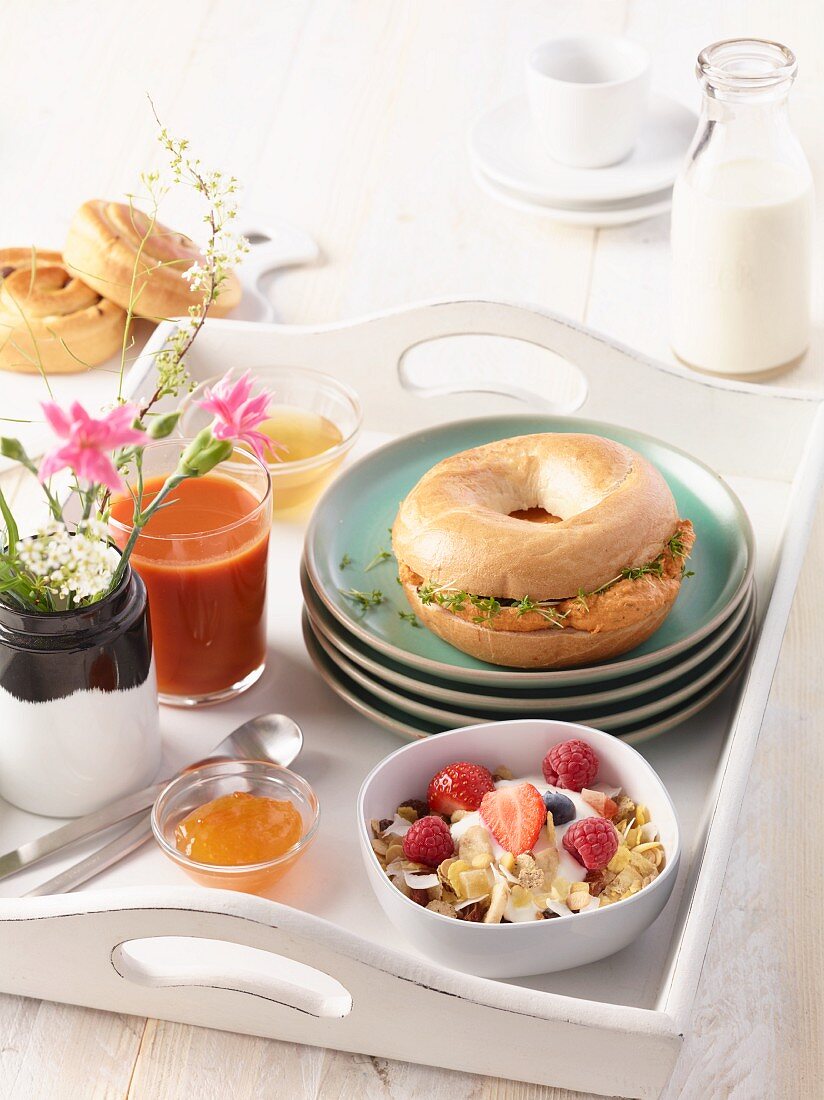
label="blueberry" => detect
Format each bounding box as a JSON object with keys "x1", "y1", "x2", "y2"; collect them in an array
[{"x1": 543, "y1": 790, "x2": 576, "y2": 826}]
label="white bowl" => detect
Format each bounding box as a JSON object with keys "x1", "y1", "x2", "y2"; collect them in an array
[{"x1": 357, "y1": 719, "x2": 680, "y2": 978}]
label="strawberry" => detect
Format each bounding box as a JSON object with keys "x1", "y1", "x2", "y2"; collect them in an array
[
  {"x1": 479, "y1": 782, "x2": 546, "y2": 855},
  {"x1": 427, "y1": 762, "x2": 495, "y2": 815}
]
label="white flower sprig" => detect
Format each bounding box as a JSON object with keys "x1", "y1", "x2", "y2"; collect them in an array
[{"x1": 16, "y1": 519, "x2": 119, "y2": 608}]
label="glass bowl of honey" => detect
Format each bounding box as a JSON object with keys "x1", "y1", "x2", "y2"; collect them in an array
[
  {"x1": 151, "y1": 759, "x2": 320, "y2": 898},
  {"x1": 180, "y1": 366, "x2": 362, "y2": 516}
]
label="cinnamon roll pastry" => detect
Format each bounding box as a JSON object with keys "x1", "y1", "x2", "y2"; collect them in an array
[
  {"x1": 64, "y1": 200, "x2": 242, "y2": 322},
  {"x1": 0, "y1": 248, "x2": 126, "y2": 374}
]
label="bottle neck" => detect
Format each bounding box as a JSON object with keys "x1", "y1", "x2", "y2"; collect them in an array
[
  {"x1": 686, "y1": 40, "x2": 809, "y2": 180},
  {"x1": 701, "y1": 86, "x2": 792, "y2": 130}
]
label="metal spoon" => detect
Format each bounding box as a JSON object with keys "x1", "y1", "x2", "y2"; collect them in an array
[{"x1": 1, "y1": 714, "x2": 303, "y2": 888}]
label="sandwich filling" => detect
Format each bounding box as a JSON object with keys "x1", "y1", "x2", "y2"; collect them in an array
[{"x1": 400, "y1": 520, "x2": 695, "y2": 636}]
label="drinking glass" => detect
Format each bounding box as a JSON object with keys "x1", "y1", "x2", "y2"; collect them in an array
[{"x1": 109, "y1": 441, "x2": 271, "y2": 706}]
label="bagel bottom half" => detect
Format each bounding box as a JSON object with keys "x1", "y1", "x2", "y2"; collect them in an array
[{"x1": 399, "y1": 577, "x2": 677, "y2": 669}]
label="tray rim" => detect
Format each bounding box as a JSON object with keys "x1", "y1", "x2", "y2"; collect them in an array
[
  {"x1": 2, "y1": 302, "x2": 824, "y2": 1099},
  {"x1": 302, "y1": 411, "x2": 756, "y2": 687}
]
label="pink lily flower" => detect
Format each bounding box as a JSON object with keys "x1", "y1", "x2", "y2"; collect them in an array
[
  {"x1": 38, "y1": 401, "x2": 148, "y2": 493},
  {"x1": 194, "y1": 369, "x2": 276, "y2": 462}
]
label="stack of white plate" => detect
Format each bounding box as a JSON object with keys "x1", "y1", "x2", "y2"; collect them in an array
[
  {"x1": 301, "y1": 416, "x2": 756, "y2": 745},
  {"x1": 468, "y1": 94, "x2": 696, "y2": 227}
]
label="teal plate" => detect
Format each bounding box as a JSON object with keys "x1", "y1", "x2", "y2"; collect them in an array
[
  {"x1": 304, "y1": 605, "x2": 754, "y2": 730},
  {"x1": 302, "y1": 564, "x2": 754, "y2": 710},
  {"x1": 302, "y1": 611, "x2": 753, "y2": 746},
  {"x1": 303, "y1": 415, "x2": 754, "y2": 689}
]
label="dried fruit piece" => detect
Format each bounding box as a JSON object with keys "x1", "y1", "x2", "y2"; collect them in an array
[
  {"x1": 402, "y1": 815, "x2": 455, "y2": 866},
  {"x1": 581, "y1": 788, "x2": 618, "y2": 819},
  {"x1": 457, "y1": 824, "x2": 493, "y2": 863},
  {"x1": 563, "y1": 817, "x2": 620, "y2": 871},
  {"x1": 533, "y1": 837, "x2": 559, "y2": 880},
  {"x1": 504, "y1": 884, "x2": 542, "y2": 922},
  {"x1": 566, "y1": 883, "x2": 593, "y2": 913},
  {"x1": 480, "y1": 782, "x2": 545, "y2": 855},
  {"x1": 427, "y1": 762, "x2": 495, "y2": 815},
  {"x1": 542, "y1": 739, "x2": 599, "y2": 792},
  {"x1": 458, "y1": 867, "x2": 494, "y2": 898},
  {"x1": 397, "y1": 798, "x2": 429, "y2": 820},
  {"x1": 484, "y1": 881, "x2": 510, "y2": 924},
  {"x1": 458, "y1": 901, "x2": 486, "y2": 922}
]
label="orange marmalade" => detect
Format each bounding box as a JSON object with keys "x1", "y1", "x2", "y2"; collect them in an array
[{"x1": 175, "y1": 790, "x2": 303, "y2": 867}]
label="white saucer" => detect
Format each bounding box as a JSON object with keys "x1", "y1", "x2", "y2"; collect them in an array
[
  {"x1": 469, "y1": 92, "x2": 695, "y2": 205},
  {"x1": 473, "y1": 166, "x2": 672, "y2": 227}
]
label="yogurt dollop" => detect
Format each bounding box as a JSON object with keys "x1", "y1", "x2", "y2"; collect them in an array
[{"x1": 449, "y1": 773, "x2": 611, "y2": 883}]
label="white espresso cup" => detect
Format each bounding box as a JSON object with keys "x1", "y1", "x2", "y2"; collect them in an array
[{"x1": 526, "y1": 36, "x2": 651, "y2": 168}]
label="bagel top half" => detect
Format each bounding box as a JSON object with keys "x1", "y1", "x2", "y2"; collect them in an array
[{"x1": 391, "y1": 433, "x2": 682, "y2": 602}]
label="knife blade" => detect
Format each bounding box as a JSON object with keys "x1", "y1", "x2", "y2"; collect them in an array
[
  {"x1": 0, "y1": 779, "x2": 168, "y2": 883},
  {"x1": 25, "y1": 813, "x2": 155, "y2": 897}
]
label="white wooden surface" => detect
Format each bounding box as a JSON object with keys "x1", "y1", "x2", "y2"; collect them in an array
[{"x1": 0, "y1": 2, "x2": 822, "y2": 1098}]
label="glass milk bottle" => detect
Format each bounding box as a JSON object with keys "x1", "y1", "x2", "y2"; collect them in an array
[{"x1": 671, "y1": 40, "x2": 814, "y2": 377}]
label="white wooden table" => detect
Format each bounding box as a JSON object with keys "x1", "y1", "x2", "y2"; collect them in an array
[{"x1": 1, "y1": 2, "x2": 822, "y2": 1097}]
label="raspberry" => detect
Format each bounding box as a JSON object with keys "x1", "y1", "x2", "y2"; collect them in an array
[
  {"x1": 427, "y1": 762, "x2": 495, "y2": 815},
  {"x1": 563, "y1": 817, "x2": 619, "y2": 871},
  {"x1": 402, "y1": 815, "x2": 455, "y2": 866},
  {"x1": 542, "y1": 739, "x2": 599, "y2": 792}
]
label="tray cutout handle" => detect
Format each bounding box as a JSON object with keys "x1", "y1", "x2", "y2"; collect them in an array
[
  {"x1": 111, "y1": 935, "x2": 352, "y2": 1019},
  {"x1": 397, "y1": 332, "x2": 588, "y2": 414}
]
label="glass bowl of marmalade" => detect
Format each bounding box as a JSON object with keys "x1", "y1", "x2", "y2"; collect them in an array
[
  {"x1": 180, "y1": 366, "x2": 362, "y2": 516},
  {"x1": 151, "y1": 759, "x2": 320, "y2": 898}
]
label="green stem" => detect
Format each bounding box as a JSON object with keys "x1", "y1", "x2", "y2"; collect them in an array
[{"x1": 110, "y1": 470, "x2": 186, "y2": 589}]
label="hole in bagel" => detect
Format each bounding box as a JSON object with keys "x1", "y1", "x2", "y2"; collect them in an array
[{"x1": 508, "y1": 507, "x2": 563, "y2": 524}]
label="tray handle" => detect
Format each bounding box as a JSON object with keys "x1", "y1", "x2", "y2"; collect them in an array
[
  {"x1": 232, "y1": 216, "x2": 320, "y2": 323},
  {"x1": 0, "y1": 891, "x2": 682, "y2": 1095},
  {"x1": 393, "y1": 301, "x2": 589, "y2": 413},
  {"x1": 111, "y1": 935, "x2": 352, "y2": 1019}
]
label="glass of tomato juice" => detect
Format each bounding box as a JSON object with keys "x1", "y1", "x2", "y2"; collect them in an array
[{"x1": 109, "y1": 441, "x2": 272, "y2": 706}]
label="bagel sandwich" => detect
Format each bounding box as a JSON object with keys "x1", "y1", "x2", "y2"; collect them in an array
[{"x1": 391, "y1": 433, "x2": 695, "y2": 669}]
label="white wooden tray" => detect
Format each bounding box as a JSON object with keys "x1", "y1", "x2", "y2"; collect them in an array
[{"x1": 1, "y1": 300, "x2": 822, "y2": 1099}]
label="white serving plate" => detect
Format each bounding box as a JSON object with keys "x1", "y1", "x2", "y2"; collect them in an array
[
  {"x1": 473, "y1": 165, "x2": 673, "y2": 227},
  {"x1": 301, "y1": 604, "x2": 756, "y2": 737},
  {"x1": 1, "y1": 300, "x2": 822, "y2": 1099},
  {"x1": 469, "y1": 94, "x2": 695, "y2": 205}
]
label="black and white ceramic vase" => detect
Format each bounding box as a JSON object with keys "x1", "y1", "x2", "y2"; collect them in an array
[{"x1": 0, "y1": 567, "x2": 161, "y2": 817}]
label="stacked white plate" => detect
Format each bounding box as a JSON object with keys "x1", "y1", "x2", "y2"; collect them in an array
[
  {"x1": 468, "y1": 94, "x2": 696, "y2": 226},
  {"x1": 301, "y1": 416, "x2": 756, "y2": 744}
]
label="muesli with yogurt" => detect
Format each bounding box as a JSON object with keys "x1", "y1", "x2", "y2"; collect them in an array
[{"x1": 368, "y1": 738, "x2": 665, "y2": 922}]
